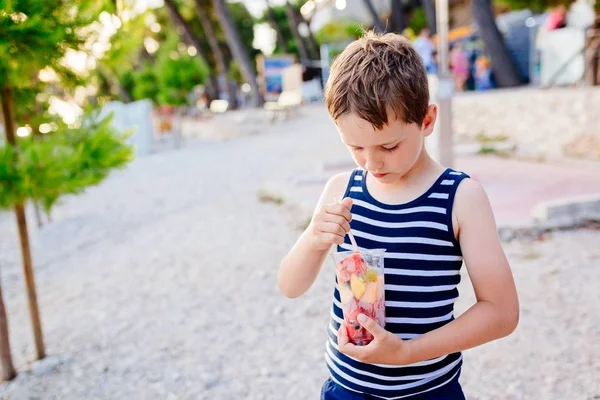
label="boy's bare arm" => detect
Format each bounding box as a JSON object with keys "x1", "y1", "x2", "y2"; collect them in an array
[
  {"x1": 278, "y1": 172, "x2": 352, "y2": 299},
  {"x1": 403, "y1": 178, "x2": 519, "y2": 362},
  {"x1": 337, "y1": 179, "x2": 520, "y2": 365}
]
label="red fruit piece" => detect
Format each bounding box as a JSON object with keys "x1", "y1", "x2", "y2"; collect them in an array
[
  {"x1": 343, "y1": 299, "x2": 378, "y2": 346},
  {"x1": 338, "y1": 252, "x2": 367, "y2": 278}
]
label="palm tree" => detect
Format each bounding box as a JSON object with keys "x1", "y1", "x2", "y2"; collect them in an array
[
  {"x1": 297, "y1": 7, "x2": 320, "y2": 60},
  {"x1": 472, "y1": 0, "x2": 521, "y2": 87},
  {"x1": 212, "y1": 0, "x2": 264, "y2": 106},
  {"x1": 266, "y1": 0, "x2": 288, "y2": 53},
  {"x1": 163, "y1": 0, "x2": 220, "y2": 99},
  {"x1": 422, "y1": 0, "x2": 436, "y2": 34},
  {"x1": 285, "y1": 1, "x2": 310, "y2": 64},
  {"x1": 362, "y1": 0, "x2": 385, "y2": 33},
  {"x1": 193, "y1": 0, "x2": 238, "y2": 109},
  {"x1": 391, "y1": 0, "x2": 406, "y2": 33}
]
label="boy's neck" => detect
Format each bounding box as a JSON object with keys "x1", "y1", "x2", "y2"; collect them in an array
[{"x1": 396, "y1": 149, "x2": 443, "y2": 186}]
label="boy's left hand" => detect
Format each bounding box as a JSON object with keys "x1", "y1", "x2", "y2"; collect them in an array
[{"x1": 337, "y1": 314, "x2": 413, "y2": 366}]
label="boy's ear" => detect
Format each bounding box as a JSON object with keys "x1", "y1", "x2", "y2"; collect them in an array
[{"x1": 421, "y1": 104, "x2": 437, "y2": 137}]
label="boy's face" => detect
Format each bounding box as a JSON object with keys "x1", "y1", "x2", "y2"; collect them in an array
[{"x1": 336, "y1": 105, "x2": 437, "y2": 184}]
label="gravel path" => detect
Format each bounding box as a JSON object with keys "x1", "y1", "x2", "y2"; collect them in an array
[{"x1": 1, "y1": 106, "x2": 599, "y2": 399}]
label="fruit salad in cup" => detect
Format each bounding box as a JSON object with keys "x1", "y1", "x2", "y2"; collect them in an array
[{"x1": 332, "y1": 249, "x2": 386, "y2": 346}]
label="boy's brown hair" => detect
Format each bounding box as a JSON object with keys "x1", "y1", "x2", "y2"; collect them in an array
[{"x1": 325, "y1": 31, "x2": 429, "y2": 130}]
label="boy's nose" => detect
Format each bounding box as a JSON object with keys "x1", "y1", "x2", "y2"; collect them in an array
[{"x1": 365, "y1": 157, "x2": 383, "y2": 172}]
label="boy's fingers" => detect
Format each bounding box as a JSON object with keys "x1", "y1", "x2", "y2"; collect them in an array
[
  {"x1": 337, "y1": 325, "x2": 361, "y2": 358},
  {"x1": 358, "y1": 314, "x2": 386, "y2": 339},
  {"x1": 341, "y1": 197, "x2": 353, "y2": 213},
  {"x1": 328, "y1": 203, "x2": 352, "y2": 222},
  {"x1": 337, "y1": 324, "x2": 349, "y2": 346},
  {"x1": 323, "y1": 214, "x2": 351, "y2": 232},
  {"x1": 320, "y1": 222, "x2": 347, "y2": 238}
]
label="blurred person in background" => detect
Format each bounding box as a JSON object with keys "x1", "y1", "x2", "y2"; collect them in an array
[
  {"x1": 450, "y1": 43, "x2": 469, "y2": 91},
  {"x1": 545, "y1": 5, "x2": 568, "y2": 31},
  {"x1": 474, "y1": 55, "x2": 495, "y2": 91},
  {"x1": 413, "y1": 28, "x2": 435, "y2": 74}
]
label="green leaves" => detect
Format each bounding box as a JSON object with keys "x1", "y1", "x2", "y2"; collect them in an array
[{"x1": 0, "y1": 111, "x2": 134, "y2": 212}]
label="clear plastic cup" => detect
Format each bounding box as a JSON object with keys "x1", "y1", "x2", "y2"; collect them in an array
[{"x1": 332, "y1": 249, "x2": 386, "y2": 346}]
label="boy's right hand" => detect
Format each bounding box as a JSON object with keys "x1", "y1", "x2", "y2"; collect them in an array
[{"x1": 307, "y1": 197, "x2": 353, "y2": 251}]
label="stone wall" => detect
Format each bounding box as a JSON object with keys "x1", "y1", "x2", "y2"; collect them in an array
[{"x1": 452, "y1": 86, "x2": 600, "y2": 161}]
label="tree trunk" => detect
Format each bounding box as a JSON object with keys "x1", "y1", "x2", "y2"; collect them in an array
[
  {"x1": 285, "y1": 1, "x2": 310, "y2": 64},
  {"x1": 472, "y1": 0, "x2": 521, "y2": 87},
  {"x1": 1, "y1": 86, "x2": 46, "y2": 361},
  {"x1": 422, "y1": 0, "x2": 436, "y2": 34},
  {"x1": 164, "y1": 0, "x2": 220, "y2": 100},
  {"x1": 391, "y1": 0, "x2": 406, "y2": 33},
  {"x1": 362, "y1": 0, "x2": 385, "y2": 33},
  {"x1": 299, "y1": 13, "x2": 320, "y2": 60},
  {"x1": 212, "y1": 0, "x2": 264, "y2": 106},
  {"x1": 0, "y1": 274, "x2": 16, "y2": 381},
  {"x1": 266, "y1": 1, "x2": 288, "y2": 53},
  {"x1": 194, "y1": 0, "x2": 238, "y2": 109},
  {"x1": 118, "y1": 84, "x2": 133, "y2": 103}
]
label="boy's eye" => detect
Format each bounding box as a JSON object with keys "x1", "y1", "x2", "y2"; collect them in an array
[
  {"x1": 382, "y1": 145, "x2": 399, "y2": 152},
  {"x1": 352, "y1": 147, "x2": 363, "y2": 152}
]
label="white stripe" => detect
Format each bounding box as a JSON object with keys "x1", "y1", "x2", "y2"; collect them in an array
[
  {"x1": 449, "y1": 172, "x2": 462, "y2": 176},
  {"x1": 325, "y1": 351, "x2": 462, "y2": 391},
  {"x1": 350, "y1": 186, "x2": 363, "y2": 192},
  {"x1": 440, "y1": 180, "x2": 455, "y2": 186},
  {"x1": 428, "y1": 193, "x2": 449, "y2": 199},
  {"x1": 352, "y1": 199, "x2": 446, "y2": 215},
  {"x1": 333, "y1": 297, "x2": 343, "y2": 310},
  {"x1": 351, "y1": 230, "x2": 453, "y2": 247},
  {"x1": 384, "y1": 269, "x2": 459, "y2": 277},
  {"x1": 385, "y1": 284, "x2": 456, "y2": 292},
  {"x1": 329, "y1": 322, "x2": 422, "y2": 341},
  {"x1": 331, "y1": 310, "x2": 344, "y2": 325},
  {"x1": 326, "y1": 336, "x2": 448, "y2": 368},
  {"x1": 334, "y1": 295, "x2": 456, "y2": 310},
  {"x1": 354, "y1": 175, "x2": 363, "y2": 181},
  {"x1": 340, "y1": 244, "x2": 462, "y2": 261},
  {"x1": 328, "y1": 368, "x2": 461, "y2": 399},
  {"x1": 385, "y1": 297, "x2": 458, "y2": 308},
  {"x1": 386, "y1": 311, "x2": 453, "y2": 324},
  {"x1": 326, "y1": 346, "x2": 462, "y2": 382},
  {"x1": 352, "y1": 214, "x2": 448, "y2": 231}
]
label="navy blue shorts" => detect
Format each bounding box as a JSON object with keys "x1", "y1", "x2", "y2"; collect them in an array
[{"x1": 320, "y1": 377, "x2": 466, "y2": 400}]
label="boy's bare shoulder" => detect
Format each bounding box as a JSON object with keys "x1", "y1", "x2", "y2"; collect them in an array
[
  {"x1": 327, "y1": 171, "x2": 354, "y2": 188},
  {"x1": 317, "y1": 170, "x2": 354, "y2": 205},
  {"x1": 454, "y1": 178, "x2": 493, "y2": 219}
]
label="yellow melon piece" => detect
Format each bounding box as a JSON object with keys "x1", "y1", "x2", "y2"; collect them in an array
[
  {"x1": 350, "y1": 274, "x2": 366, "y2": 299},
  {"x1": 339, "y1": 284, "x2": 353, "y2": 304},
  {"x1": 361, "y1": 282, "x2": 378, "y2": 304}
]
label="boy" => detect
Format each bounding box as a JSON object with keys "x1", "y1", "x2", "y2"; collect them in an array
[{"x1": 278, "y1": 32, "x2": 519, "y2": 399}]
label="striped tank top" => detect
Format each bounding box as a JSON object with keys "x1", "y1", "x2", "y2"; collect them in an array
[{"x1": 326, "y1": 168, "x2": 469, "y2": 399}]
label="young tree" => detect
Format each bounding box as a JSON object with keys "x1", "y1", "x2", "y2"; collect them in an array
[{"x1": 0, "y1": 0, "x2": 133, "y2": 377}]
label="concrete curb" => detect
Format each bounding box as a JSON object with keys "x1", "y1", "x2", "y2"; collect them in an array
[{"x1": 499, "y1": 194, "x2": 600, "y2": 241}]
